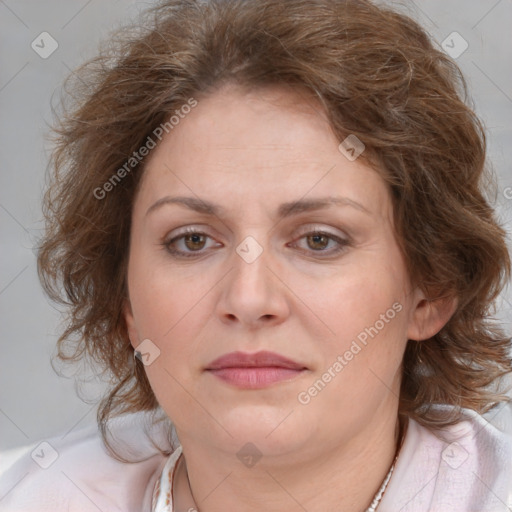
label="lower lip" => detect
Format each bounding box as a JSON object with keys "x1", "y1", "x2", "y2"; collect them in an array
[{"x1": 207, "y1": 367, "x2": 306, "y2": 389}]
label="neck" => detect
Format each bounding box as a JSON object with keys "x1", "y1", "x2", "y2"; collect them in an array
[{"x1": 173, "y1": 412, "x2": 403, "y2": 512}]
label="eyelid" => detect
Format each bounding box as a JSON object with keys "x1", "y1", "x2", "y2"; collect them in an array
[
  {"x1": 166, "y1": 223, "x2": 348, "y2": 242},
  {"x1": 293, "y1": 223, "x2": 349, "y2": 240},
  {"x1": 163, "y1": 223, "x2": 352, "y2": 259},
  {"x1": 164, "y1": 226, "x2": 220, "y2": 244},
  {"x1": 164, "y1": 224, "x2": 219, "y2": 241}
]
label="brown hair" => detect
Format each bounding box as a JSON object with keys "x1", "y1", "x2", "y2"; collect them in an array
[{"x1": 37, "y1": 0, "x2": 512, "y2": 461}]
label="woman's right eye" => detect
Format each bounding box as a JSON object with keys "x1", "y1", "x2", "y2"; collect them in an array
[{"x1": 163, "y1": 229, "x2": 222, "y2": 258}]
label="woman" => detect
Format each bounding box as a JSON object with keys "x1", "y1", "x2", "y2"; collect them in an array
[{"x1": 1, "y1": 0, "x2": 511, "y2": 510}]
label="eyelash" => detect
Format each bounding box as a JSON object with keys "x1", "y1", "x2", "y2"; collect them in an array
[{"x1": 162, "y1": 226, "x2": 350, "y2": 259}]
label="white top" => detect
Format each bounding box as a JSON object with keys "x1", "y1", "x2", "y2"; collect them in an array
[{"x1": 1, "y1": 408, "x2": 511, "y2": 511}]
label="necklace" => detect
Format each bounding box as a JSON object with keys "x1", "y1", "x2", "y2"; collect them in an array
[
  {"x1": 154, "y1": 417, "x2": 407, "y2": 512},
  {"x1": 366, "y1": 416, "x2": 407, "y2": 512},
  {"x1": 365, "y1": 458, "x2": 397, "y2": 512}
]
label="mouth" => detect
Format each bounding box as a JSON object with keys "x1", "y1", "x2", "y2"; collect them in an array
[{"x1": 205, "y1": 351, "x2": 308, "y2": 389}]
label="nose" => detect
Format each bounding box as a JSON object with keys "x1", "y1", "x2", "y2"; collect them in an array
[{"x1": 215, "y1": 236, "x2": 290, "y2": 330}]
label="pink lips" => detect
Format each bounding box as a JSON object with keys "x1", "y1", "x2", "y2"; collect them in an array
[{"x1": 205, "y1": 351, "x2": 307, "y2": 389}]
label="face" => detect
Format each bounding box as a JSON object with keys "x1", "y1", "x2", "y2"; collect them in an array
[{"x1": 124, "y1": 82, "x2": 434, "y2": 461}]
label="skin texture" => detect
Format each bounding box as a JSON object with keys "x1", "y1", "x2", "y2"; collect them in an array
[{"x1": 124, "y1": 82, "x2": 455, "y2": 512}]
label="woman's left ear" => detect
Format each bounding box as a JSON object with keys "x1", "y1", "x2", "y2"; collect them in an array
[{"x1": 407, "y1": 288, "x2": 458, "y2": 341}]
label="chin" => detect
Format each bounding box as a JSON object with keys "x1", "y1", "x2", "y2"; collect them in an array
[{"x1": 212, "y1": 406, "x2": 315, "y2": 455}]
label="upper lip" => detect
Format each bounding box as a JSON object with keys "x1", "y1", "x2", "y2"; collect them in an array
[{"x1": 205, "y1": 351, "x2": 306, "y2": 370}]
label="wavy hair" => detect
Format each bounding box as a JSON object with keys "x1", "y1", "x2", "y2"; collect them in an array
[{"x1": 37, "y1": 0, "x2": 512, "y2": 461}]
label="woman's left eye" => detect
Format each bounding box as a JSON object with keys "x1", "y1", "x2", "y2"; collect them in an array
[
  {"x1": 163, "y1": 228, "x2": 349, "y2": 259},
  {"x1": 289, "y1": 231, "x2": 349, "y2": 257}
]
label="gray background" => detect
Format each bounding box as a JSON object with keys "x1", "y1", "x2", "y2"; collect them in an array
[{"x1": 1, "y1": 0, "x2": 511, "y2": 452}]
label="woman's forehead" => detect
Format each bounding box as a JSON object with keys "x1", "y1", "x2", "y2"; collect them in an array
[{"x1": 137, "y1": 85, "x2": 389, "y2": 218}]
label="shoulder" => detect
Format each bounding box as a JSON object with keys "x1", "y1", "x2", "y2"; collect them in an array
[
  {"x1": 381, "y1": 406, "x2": 512, "y2": 512},
  {"x1": 0, "y1": 412, "x2": 175, "y2": 512}
]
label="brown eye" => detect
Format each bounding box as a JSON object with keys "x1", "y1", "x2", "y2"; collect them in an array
[
  {"x1": 183, "y1": 233, "x2": 207, "y2": 251},
  {"x1": 306, "y1": 233, "x2": 330, "y2": 251},
  {"x1": 163, "y1": 229, "x2": 221, "y2": 259},
  {"x1": 290, "y1": 230, "x2": 350, "y2": 258}
]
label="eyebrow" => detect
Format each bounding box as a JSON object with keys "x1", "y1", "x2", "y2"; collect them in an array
[{"x1": 145, "y1": 195, "x2": 372, "y2": 218}]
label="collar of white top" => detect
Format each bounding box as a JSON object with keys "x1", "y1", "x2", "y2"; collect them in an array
[
  {"x1": 151, "y1": 443, "x2": 396, "y2": 512},
  {"x1": 152, "y1": 445, "x2": 183, "y2": 512}
]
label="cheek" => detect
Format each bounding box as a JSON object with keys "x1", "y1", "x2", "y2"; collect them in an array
[
  {"x1": 128, "y1": 253, "x2": 201, "y2": 338},
  {"x1": 127, "y1": 259, "x2": 214, "y2": 388},
  {"x1": 314, "y1": 262, "x2": 409, "y2": 367},
  {"x1": 305, "y1": 280, "x2": 408, "y2": 412}
]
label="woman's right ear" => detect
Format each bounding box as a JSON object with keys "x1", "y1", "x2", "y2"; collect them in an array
[{"x1": 123, "y1": 299, "x2": 139, "y2": 349}]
